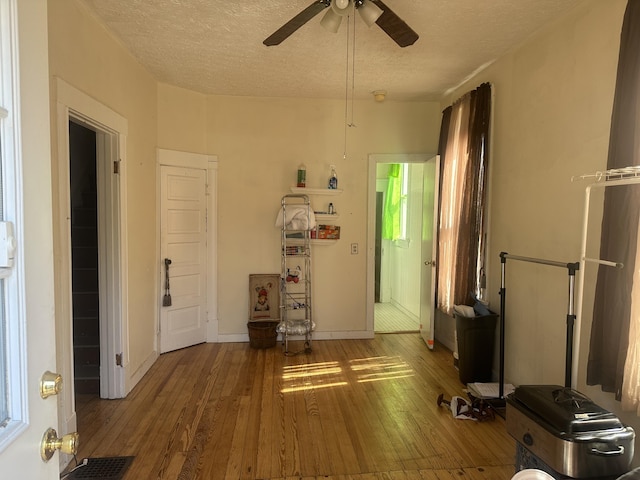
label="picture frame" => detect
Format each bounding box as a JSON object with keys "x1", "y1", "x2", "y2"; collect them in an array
[{"x1": 248, "y1": 274, "x2": 280, "y2": 321}]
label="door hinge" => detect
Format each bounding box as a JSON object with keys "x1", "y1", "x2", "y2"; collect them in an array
[
  {"x1": 115, "y1": 353, "x2": 123, "y2": 366},
  {"x1": 113, "y1": 159, "x2": 120, "y2": 174}
]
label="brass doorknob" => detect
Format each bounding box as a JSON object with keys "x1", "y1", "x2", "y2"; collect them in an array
[
  {"x1": 40, "y1": 371, "x2": 63, "y2": 399},
  {"x1": 40, "y1": 428, "x2": 79, "y2": 461}
]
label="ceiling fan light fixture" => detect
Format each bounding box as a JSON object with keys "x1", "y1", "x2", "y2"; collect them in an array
[
  {"x1": 357, "y1": 0, "x2": 383, "y2": 27},
  {"x1": 320, "y1": 8, "x2": 343, "y2": 33},
  {"x1": 373, "y1": 90, "x2": 387, "y2": 102},
  {"x1": 331, "y1": 0, "x2": 353, "y2": 17}
]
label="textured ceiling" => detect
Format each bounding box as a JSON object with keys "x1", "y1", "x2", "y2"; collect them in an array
[{"x1": 77, "y1": 0, "x2": 581, "y2": 101}]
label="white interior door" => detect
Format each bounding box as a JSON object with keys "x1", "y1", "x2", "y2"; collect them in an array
[
  {"x1": 419, "y1": 155, "x2": 440, "y2": 349},
  {"x1": 0, "y1": 1, "x2": 62, "y2": 477},
  {"x1": 160, "y1": 165, "x2": 207, "y2": 353}
]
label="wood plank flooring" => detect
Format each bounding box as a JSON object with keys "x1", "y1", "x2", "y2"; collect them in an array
[{"x1": 73, "y1": 334, "x2": 516, "y2": 479}]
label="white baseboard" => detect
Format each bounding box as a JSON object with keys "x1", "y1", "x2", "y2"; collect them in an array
[
  {"x1": 125, "y1": 349, "x2": 158, "y2": 395},
  {"x1": 216, "y1": 329, "x2": 375, "y2": 344},
  {"x1": 207, "y1": 318, "x2": 219, "y2": 342}
]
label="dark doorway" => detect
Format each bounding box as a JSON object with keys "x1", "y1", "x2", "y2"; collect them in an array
[
  {"x1": 375, "y1": 191, "x2": 383, "y2": 302},
  {"x1": 69, "y1": 120, "x2": 100, "y2": 396}
]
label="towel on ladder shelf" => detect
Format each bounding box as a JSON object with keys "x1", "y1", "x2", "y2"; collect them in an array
[{"x1": 275, "y1": 206, "x2": 316, "y2": 230}]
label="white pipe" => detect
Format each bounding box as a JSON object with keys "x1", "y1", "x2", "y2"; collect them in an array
[
  {"x1": 574, "y1": 184, "x2": 593, "y2": 389},
  {"x1": 582, "y1": 257, "x2": 623, "y2": 268}
]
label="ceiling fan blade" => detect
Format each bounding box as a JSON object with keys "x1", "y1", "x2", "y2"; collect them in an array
[
  {"x1": 263, "y1": 0, "x2": 330, "y2": 46},
  {"x1": 370, "y1": 0, "x2": 419, "y2": 47}
]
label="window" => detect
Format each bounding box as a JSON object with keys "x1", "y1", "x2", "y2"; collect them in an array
[
  {"x1": 0, "y1": 0, "x2": 26, "y2": 450},
  {"x1": 381, "y1": 163, "x2": 411, "y2": 245},
  {"x1": 0, "y1": 109, "x2": 6, "y2": 429}
]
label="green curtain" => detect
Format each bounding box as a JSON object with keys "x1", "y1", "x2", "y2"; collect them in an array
[{"x1": 382, "y1": 164, "x2": 401, "y2": 240}]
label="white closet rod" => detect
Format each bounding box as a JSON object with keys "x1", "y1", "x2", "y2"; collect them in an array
[{"x1": 572, "y1": 165, "x2": 640, "y2": 182}]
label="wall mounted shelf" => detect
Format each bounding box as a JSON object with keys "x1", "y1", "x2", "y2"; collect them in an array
[
  {"x1": 314, "y1": 213, "x2": 340, "y2": 221},
  {"x1": 310, "y1": 239, "x2": 337, "y2": 246},
  {"x1": 286, "y1": 237, "x2": 337, "y2": 246}
]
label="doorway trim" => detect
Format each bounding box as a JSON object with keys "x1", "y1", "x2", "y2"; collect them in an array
[
  {"x1": 366, "y1": 153, "x2": 432, "y2": 333},
  {"x1": 54, "y1": 78, "x2": 129, "y2": 439}
]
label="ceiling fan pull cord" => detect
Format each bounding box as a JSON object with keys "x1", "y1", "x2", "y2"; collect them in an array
[
  {"x1": 343, "y1": 12, "x2": 350, "y2": 159},
  {"x1": 350, "y1": 12, "x2": 356, "y2": 128}
]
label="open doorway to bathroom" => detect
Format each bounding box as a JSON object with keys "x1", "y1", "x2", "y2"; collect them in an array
[
  {"x1": 374, "y1": 162, "x2": 423, "y2": 333},
  {"x1": 368, "y1": 155, "x2": 437, "y2": 345}
]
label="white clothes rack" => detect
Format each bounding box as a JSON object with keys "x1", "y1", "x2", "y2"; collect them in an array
[
  {"x1": 572, "y1": 165, "x2": 640, "y2": 183},
  {"x1": 573, "y1": 166, "x2": 640, "y2": 388}
]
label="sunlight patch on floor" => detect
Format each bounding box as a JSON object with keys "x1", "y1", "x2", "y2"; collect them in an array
[{"x1": 280, "y1": 356, "x2": 414, "y2": 392}]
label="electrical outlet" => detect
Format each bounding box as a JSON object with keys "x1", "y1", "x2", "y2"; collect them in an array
[{"x1": 351, "y1": 243, "x2": 358, "y2": 255}]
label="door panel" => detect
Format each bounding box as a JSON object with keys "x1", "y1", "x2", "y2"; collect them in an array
[
  {"x1": 420, "y1": 156, "x2": 440, "y2": 349},
  {"x1": 0, "y1": 1, "x2": 61, "y2": 477},
  {"x1": 160, "y1": 166, "x2": 207, "y2": 353}
]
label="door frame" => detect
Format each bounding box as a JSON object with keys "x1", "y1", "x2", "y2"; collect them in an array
[
  {"x1": 366, "y1": 153, "x2": 435, "y2": 333},
  {"x1": 54, "y1": 78, "x2": 129, "y2": 443},
  {"x1": 156, "y1": 149, "x2": 218, "y2": 345}
]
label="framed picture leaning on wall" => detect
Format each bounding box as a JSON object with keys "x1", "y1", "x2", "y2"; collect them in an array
[{"x1": 248, "y1": 274, "x2": 280, "y2": 321}]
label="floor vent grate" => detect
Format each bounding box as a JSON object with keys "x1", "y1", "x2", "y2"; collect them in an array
[{"x1": 67, "y1": 456, "x2": 134, "y2": 480}]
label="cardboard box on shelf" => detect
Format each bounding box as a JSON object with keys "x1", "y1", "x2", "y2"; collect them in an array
[{"x1": 317, "y1": 225, "x2": 340, "y2": 239}]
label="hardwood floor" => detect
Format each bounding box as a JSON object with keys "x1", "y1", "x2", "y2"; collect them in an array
[{"x1": 73, "y1": 334, "x2": 516, "y2": 479}]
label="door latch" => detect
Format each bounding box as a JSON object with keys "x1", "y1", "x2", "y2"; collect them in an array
[{"x1": 41, "y1": 428, "x2": 79, "y2": 461}]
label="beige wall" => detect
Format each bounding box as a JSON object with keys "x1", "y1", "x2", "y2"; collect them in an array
[
  {"x1": 157, "y1": 92, "x2": 441, "y2": 336},
  {"x1": 157, "y1": 83, "x2": 208, "y2": 153},
  {"x1": 444, "y1": 0, "x2": 639, "y2": 438},
  {"x1": 48, "y1": 0, "x2": 159, "y2": 383}
]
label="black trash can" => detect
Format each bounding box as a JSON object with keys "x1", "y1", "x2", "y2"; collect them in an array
[{"x1": 454, "y1": 312, "x2": 498, "y2": 385}]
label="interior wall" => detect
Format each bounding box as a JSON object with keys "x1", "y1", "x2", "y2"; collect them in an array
[
  {"x1": 441, "y1": 0, "x2": 638, "y2": 439},
  {"x1": 157, "y1": 83, "x2": 208, "y2": 153},
  {"x1": 199, "y1": 95, "x2": 441, "y2": 338},
  {"x1": 48, "y1": 0, "x2": 159, "y2": 385}
]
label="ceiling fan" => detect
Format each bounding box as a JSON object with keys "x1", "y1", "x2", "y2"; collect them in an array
[{"x1": 263, "y1": 0, "x2": 419, "y2": 48}]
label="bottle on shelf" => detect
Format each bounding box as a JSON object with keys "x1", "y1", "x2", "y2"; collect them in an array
[
  {"x1": 297, "y1": 164, "x2": 306, "y2": 187},
  {"x1": 328, "y1": 202, "x2": 334, "y2": 215},
  {"x1": 328, "y1": 165, "x2": 338, "y2": 189}
]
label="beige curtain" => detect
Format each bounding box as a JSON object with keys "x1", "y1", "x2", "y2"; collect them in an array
[
  {"x1": 437, "y1": 94, "x2": 471, "y2": 313},
  {"x1": 622, "y1": 224, "x2": 640, "y2": 412}
]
